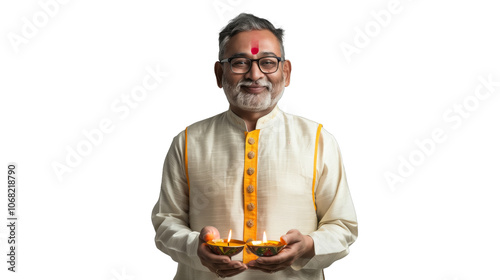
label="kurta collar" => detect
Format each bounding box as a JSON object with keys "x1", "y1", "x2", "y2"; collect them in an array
[{"x1": 226, "y1": 106, "x2": 282, "y2": 131}]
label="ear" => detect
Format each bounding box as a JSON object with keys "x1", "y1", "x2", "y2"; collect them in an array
[
  {"x1": 214, "y1": 61, "x2": 224, "y2": 88},
  {"x1": 283, "y1": 60, "x2": 291, "y2": 87}
]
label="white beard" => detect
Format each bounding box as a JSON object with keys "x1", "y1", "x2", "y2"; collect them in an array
[{"x1": 222, "y1": 77, "x2": 285, "y2": 112}]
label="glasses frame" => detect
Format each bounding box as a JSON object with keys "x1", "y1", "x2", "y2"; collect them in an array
[{"x1": 219, "y1": 56, "x2": 284, "y2": 74}]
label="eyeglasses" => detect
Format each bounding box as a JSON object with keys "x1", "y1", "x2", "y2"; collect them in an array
[{"x1": 219, "y1": 56, "x2": 284, "y2": 74}]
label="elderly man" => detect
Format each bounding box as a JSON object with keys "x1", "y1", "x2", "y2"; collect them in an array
[{"x1": 152, "y1": 13, "x2": 357, "y2": 279}]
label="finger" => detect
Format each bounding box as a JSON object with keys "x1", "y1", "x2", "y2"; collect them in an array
[
  {"x1": 200, "y1": 226, "x2": 220, "y2": 242},
  {"x1": 217, "y1": 267, "x2": 247, "y2": 278},
  {"x1": 200, "y1": 243, "x2": 230, "y2": 259},
  {"x1": 212, "y1": 258, "x2": 241, "y2": 268},
  {"x1": 200, "y1": 247, "x2": 246, "y2": 269},
  {"x1": 280, "y1": 229, "x2": 300, "y2": 244},
  {"x1": 254, "y1": 248, "x2": 296, "y2": 266},
  {"x1": 212, "y1": 262, "x2": 247, "y2": 278},
  {"x1": 199, "y1": 244, "x2": 232, "y2": 264},
  {"x1": 200, "y1": 254, "x2": 232, "y2": 266},
  {"x1": 249, "y1": 258, "x2": 288, "y2": 272},
  {"x1": 201, "y1": 226, "x2": 220, "y2": 242}
]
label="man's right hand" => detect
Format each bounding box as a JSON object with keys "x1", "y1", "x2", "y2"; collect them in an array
[{"x1": 197, "y1": 226, "x2": 248, "y2": 278}]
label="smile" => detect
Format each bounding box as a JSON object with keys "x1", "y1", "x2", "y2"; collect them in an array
[{"x1": 241, "y1": 85, "x2": 267, "y2": 94}]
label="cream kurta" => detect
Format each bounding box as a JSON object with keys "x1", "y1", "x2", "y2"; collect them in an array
[{"x1": 152, "y1": 106, "x2": 357, "y2": 280}]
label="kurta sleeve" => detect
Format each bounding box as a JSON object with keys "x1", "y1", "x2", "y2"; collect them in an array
[
  {"x1": 292, "y1": 128, "x2": 358, "y2": 270},
  {"x1": 151, "y1": 131, "x2": 209, "y2": 272}
]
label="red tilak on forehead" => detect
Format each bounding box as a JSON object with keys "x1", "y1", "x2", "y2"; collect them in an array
[{"x1": 251, "y1": 40, "x2": 259, "y2": 55}]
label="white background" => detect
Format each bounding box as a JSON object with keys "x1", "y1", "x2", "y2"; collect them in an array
[{"x1": 1, "y1": 0, "x2": 500, "y2": 279}]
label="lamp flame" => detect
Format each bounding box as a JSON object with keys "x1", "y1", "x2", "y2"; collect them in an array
[
  {"x1": 263, "y1": 231, "x2": 267, "y2": 243},
  {"x1": 227, "y1": 230, "x2": 232, "y2": 243}
]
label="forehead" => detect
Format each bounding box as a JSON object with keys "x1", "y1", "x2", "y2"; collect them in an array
[{"x1": 225, "y1": 30, "x2": 281, "y2": 57}]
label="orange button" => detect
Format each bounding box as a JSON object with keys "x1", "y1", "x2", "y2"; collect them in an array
[
  {"x1": 247, "y1": 151, "x2": 255, "y2": 159},
  {"x1": 247, "y1": 203, "x2": 255, "y2": 211},
  {"x1": 246, "y1": 219, "x2": 254, "y2": 228},
  {"x1": 247, "y1": 185, "x2": 254, "y2": 193}
]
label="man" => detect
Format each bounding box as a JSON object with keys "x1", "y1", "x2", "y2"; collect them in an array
[{"x1": 152, "y1": 13, "x2": 357, "y2": 279}]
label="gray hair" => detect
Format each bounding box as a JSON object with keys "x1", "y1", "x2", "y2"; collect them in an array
[{"x1": 218, "y1": 13, "x2": 285, "y2": 60}]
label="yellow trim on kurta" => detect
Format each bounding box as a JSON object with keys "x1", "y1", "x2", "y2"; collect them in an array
[
  {"x1": 312, "y1": 124, "x2": 323, "y2": 211},
  {"x1": 184, "y1": 128, "x2": 190, "y2": 195},
  {"x1": 243, "y1": 130, "x2": 260, "y2": 263}
]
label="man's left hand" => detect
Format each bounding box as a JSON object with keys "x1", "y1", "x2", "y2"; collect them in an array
[{"x1": 247, "y1": 229, "x2": 315, "y2": 273}]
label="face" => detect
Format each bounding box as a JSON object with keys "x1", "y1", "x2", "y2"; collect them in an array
[{"x1": 215, "y1": 30, "x2": 291, "y2": 114}]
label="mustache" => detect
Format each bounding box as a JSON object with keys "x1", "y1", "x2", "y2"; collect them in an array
[{"x1": 236, "y1": 79, "x2": 273, "y2": 91}]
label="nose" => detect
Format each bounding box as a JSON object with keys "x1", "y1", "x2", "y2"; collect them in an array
[{"x1": 244, "y1": 60, "x2": 265, "y2": 81}]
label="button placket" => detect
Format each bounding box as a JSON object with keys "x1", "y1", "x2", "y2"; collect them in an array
[{"x1": 242, "y1": 130, "x2": 260, "y2": 263}]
